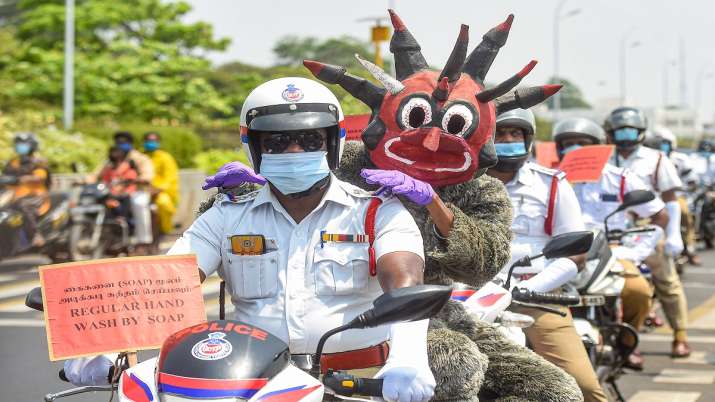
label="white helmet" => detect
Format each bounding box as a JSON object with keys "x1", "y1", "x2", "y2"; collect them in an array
[
  {"x1": 652, "y1": 125, "x2": 677, "y2": 148},
  {"x1": 240, "y1": 77, "x2": 345, "y2": 172}
]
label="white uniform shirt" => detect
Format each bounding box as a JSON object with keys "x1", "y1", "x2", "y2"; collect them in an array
[
  {"x1": 573, "y1": 164, "x2": 665, "y2": 231},
  {"x1": 168, "y1": 175, "x2": 424, "y2": 354},
  {"x1": 502, "y1": 162, "x2": 585, "y2": 275},
  {"x1": 610, "y1": 146, "x2": 682, "y2": 194},
  {"x1": 670, "y1": 151, "x2": 698, "y2": 187}
]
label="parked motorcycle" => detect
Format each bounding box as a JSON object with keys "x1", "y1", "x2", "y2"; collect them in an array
[
  {"x1": 25, "y1": 285, "x2": 451, "y2": 402},
  {"x1": 0, "y1": 175, "x2": 72, "y2": 261},
  {"x1": 567, "y1": 190, "x2": 658, "y2": 402}
]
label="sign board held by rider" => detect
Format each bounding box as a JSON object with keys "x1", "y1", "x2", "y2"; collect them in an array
[
  {"x1": 558, "y1": 145, "x2": 614, "y2": 183},
  {"x1": 39, "y1": 254, "x2": 206, "y2": 361}
]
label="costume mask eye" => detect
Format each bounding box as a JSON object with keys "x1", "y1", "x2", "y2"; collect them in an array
[
  {"x1": 400, "y1": 97, "x2": 432, "y2": 129},
  {"x1": 441, "y1": 104, "x2": 475, "y2": 137}
]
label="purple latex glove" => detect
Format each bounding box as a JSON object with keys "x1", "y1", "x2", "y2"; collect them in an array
[
  {"x1": 202, "y1": 161, "x2": 266, "y2": 190},
  {"x1": 360, "y1": 169, "x2": 435, "y2": 206}
]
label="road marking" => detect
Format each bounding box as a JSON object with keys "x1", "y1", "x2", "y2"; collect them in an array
[
  {"x1": 652, "y1": 368, "x2": 715, "y2": 384},
  {"x1": 689, "y1": 309, "x2": 715, "y2": 330},
  {"x1": 682, "y1": 281, "x2": 715, "y2": 289},
  {"x1": 0, "y1": 318, "x2": 44, "y2": 327},
  {"x1": 0, "y1": 279, "x2": 40, "y2": 299},
  {"x1": 640, "y1": 334, "x2": 715, "y2": 344},
  {"x1": 0, "y1": 295, "x2": 31, "y2": 312},
  {"x1": 675, "y1": 351, "x2": 715, "y2": 365},
  {"x1": 628, "y1": 391, "x2": 701, "y2": 402},
  {"x1": 0, "y1": 274, "x2": 18, "y2": 281}
]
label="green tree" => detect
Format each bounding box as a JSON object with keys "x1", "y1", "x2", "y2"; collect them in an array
[
  {"x1": 1, "y1": 0, "x2": 231, "y2": 123},
  {"x1": 545, "y1": 77, "x2": 591, "y2": 110},
  {"x1": 273, "y1": 35, "x2": 391, "y2": 72}
]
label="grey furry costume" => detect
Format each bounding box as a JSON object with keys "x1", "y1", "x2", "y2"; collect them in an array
[{"x1": 201, "y1": 141, "x2": 582, "y2": 401}]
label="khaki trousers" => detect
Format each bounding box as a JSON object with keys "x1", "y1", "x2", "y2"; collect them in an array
[
  {"x1": 644, "y1": 241, "x2": 689, "y2": 339},
  {"x1": 619, "y1": 259, "x2": 653, "y2": 334},
  {"x1": 679, "y1": 196, "x2": 696, "y2": 254},
  {"x1": 515, "y1": 305, "x2": 608, "y2": 402}
]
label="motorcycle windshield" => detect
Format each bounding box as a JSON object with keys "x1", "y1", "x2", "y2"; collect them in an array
[{"x1": 157, "y1": 320, "x2": 290, "y2": 400}]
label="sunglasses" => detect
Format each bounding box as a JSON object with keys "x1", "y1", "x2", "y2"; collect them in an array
[{"x1": 261, "y1": 131, "x2": 326, "y2": 154}]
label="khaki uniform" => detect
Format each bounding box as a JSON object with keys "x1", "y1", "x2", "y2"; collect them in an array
[{"x1": 502, "y1": 162, "x2": 607, "y2": 402}]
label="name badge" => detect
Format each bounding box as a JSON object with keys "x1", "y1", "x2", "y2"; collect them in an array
[
  {"x1": 600, "y1": 193, "x2": 619, "y2": 202},
  {"x1": 229, "y1": 235, "x2": 265, "y2": 255}
]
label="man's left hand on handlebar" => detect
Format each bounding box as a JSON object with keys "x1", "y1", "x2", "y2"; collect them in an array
[{"x1": 63, "y1": 355, "x2": 114, "y2": 386}]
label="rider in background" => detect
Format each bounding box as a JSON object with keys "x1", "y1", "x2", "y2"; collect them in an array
[
  {"x1": 96, "y1": 146, "x2": 138, "y2": 220},
  {"x1": 2, "y1": 132, "x2": 50, "y2": 247},
  {"x1": 553, "y1": 116, "x2": 667, "y2": 370},
  {"x1": 143, "y1": 131, "x2": 179, "y2": 235},
  {"x1": 487, "y1": 109, "x2": 607, "y2": 402}
]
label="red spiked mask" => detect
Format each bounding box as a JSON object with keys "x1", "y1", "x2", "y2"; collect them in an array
[{"x1": 305, "y1": 10, "x2": 561, "y2": 187}]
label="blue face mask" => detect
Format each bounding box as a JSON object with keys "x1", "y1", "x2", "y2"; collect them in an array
[
  {"x1": 660, "y1": 142, "x2": 671, "y2": 154},
  {"x1": 494, "y1": 142, "x2": 527, "y2": 157},
  {"x1": 260, "y1": 151, "x2": 330, "y2": 195},
  {"x1": 613, "y1": 127, "x2": 640, "y2": 142},
  {"x1": 560, "y1": 144, "x2": 582, "y2": 156},
  {"x1": 15, "y1": 143, "x2": 31, "y2": 155},
  {"x1": 118, "y1": 142, "x2": 133, "y2": 152},
  {"x1": 144, "y1": 141, "x2": 159, "y2": 152}
]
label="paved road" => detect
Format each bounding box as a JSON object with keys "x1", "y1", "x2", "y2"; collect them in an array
[{"x1": 1, "y1": 250, "x2": 714, "y2": 402}]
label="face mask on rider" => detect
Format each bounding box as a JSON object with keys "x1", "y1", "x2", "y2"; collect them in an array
[
  {"x1": 660, "y1": 142, "x2": 671, "y2": 155},
  {"x1": 613, "y1": 128, "x2": 639, "y2": 142},
  {"x1": 260, "y1": 151, "x2": 330, "y2": 195},
  {"x1": 118, "y1": 142, "x2": 133, "y2": 152},
  {"x1": 143, "y1": 141, "x2": 160, "y2": 152},
  {"x1": 494, "y1": 142, "x2": 527, "y2": 157},
  {"x1": 15, "y1": 143, "x2": 31, "y2": 155}
]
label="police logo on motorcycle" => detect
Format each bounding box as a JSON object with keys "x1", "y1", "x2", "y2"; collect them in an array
[
  {"x1": 191, "y1": 332, "x2": 233, "y2": 360},
  {"x1": 282, "y1": 84, "x2": 304, "y2": 102}
]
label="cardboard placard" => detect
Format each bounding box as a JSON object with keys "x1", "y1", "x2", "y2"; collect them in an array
[
  {"x1": 39, "y1": 255, "x2": 206, "y2": 360},
  {"x1": 558, "y1": 145, "x2": 614, "y2": 183},
  {"x1": 535, "y1": 141, "x2": 560, "y2": 169},
  {"x1": 343, "y1": 114, "x2": 370, "y2": 141}
]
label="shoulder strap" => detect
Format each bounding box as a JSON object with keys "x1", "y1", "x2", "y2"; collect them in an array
[
  {"x1": 653, "y1": 153, "x2": 662, "y2": 192},
  {"x1": 619, "y1": 173, "x2": 627, "y2": 202},
  {"x1": 544, "y1": 175, "x2": 559, "y2": 236},
  {"x1": 365, "y1": 197, "x2": 383, "y2": 276}
]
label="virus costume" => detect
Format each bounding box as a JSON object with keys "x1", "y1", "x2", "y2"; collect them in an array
[{"x1": 200, "y1": 10, "x2": 582, "y2": 401}]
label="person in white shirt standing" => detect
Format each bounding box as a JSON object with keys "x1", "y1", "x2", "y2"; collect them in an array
[
  {"x1": 65, "y1": 77, "x2": 435, "y2": 402},
  {"x1": 604, "y1": 106, "x2": 691, "y2": 358}
]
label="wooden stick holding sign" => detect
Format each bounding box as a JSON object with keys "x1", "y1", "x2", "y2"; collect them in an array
[{"x1": 39, "y1": 254, "x2": 206, "y2": 361}]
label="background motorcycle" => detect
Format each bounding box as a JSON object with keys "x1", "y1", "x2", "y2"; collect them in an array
[
  {"x1": 567, "y1": 190, "x2": 658, "y2": 402},
  {"x1": 0, "y1": 175, "x2": 71, "y2": 262},
  {"x1": 25, "y1": 285, "x2": 451, "y2": 402}
]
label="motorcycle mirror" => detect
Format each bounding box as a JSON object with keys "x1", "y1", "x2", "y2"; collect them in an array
[
  {"x1": 310, "y1": 285, "x2": 451, "y2": 378},
  {"x1": 542, "y1": 231, "x2": 594, "y2": 259},
  {"x1": 349, "y1": 285, "x2": 452, "y2": 329},
  {"x1": 616, "y1": 190, "x2": 655, "y2": 212},
  {"x1": 25, "y1": 287, "x2": 43, "y2": 312}
]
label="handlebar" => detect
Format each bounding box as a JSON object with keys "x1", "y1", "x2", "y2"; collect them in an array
[
  {"x1": 323, "y1": 370, "x2": 383, "y2": 397},
  {"x1": 511, "y1": 288, "x2": 581, "y2": 306},
  {"x1": 607, "y1": 226, "x2": 657, "y2": 242}
]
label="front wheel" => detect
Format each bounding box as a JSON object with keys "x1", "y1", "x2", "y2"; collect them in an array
[{"x1": 69, "y1": 221, "x2": 107, "y2": 261}]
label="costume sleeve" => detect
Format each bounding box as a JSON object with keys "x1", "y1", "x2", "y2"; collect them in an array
[
  {"x1": 168, "y1": 202, "x2": 225, "y2": 277},
  {"x1": 373, "y1": 197, "x2": 424, "y2": 262},
  {"x1": 552, "y1": 178, "x2": 585, "y2": 236},
  {"x1": 424, "y1": 175, "x2": 513, "y2": 287}
]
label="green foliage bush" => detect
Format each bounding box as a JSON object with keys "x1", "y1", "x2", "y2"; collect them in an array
[
  {"x1": 193, "y1": 148, "x2": 250, "y2": 174},
  {"x1": 74, "y1": 120, "x2": 203, "y2": 168}
]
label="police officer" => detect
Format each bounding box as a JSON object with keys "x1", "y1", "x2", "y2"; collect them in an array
[
  {"x1": 487, "y1": 109, "x2": 607, "y2": 402},
  {"x1": 605, "y1": 106, "x2": 691, "y2": 357},
  {"x1": 553, "y1": 117, "x2": 668, "y2": 369},
  {"x1": 65, "y1": 77, "x2": 435, "y2": 402}
]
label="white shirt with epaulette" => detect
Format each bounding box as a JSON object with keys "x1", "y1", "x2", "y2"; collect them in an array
[
  {"x1": 610, "y1": 145, "x2": 682, "y2": 194},
  {"x1": 168, "y1": 174, "x2": 424, "y2": 354},
  {"x1": 502, "y1": 161, "x2": 585, "y2": 274},
  {"x1": 572, "y1": 163, "x2": 665, "y2": 231}
]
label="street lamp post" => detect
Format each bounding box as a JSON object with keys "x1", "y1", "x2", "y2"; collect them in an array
[
  {"x1": 619, "y1": 30, "x2": 640, "y2": 106},
  {"x1": 695, "y1": 64, "x2": 713, "y2": 115},
  {"x1": 63, "y1": 0, "x2": 74, "y2": 130},
  {"x1": 553, "y1": 0, "x2": 581, "y2": 119}
]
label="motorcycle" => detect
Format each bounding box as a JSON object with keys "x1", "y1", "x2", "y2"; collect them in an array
[
  {"x1": 0, "y1": 175, "x2": 72, "y2": 261},
  {"x1": 25, "y1": 285, "x2": 451, "y2": 402},
  {"x1": 566, "y1": 190, "x2": 659, "y2": 402},
  {"x1": 454, "y1": 231, "x2": 593, "y2": 346},
  {"x1": 68, "y1": 181, "x2": 160, "y2": 260}
]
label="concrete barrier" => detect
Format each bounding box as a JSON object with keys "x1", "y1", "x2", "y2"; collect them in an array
[{"x1": 51, "y1": 169, "x2": 214, "y2": 230}]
